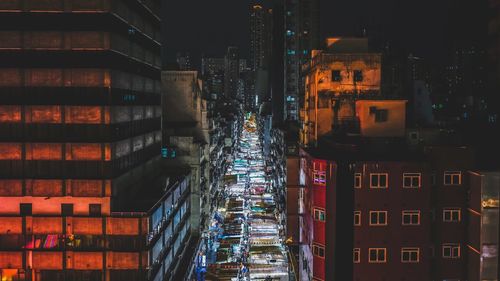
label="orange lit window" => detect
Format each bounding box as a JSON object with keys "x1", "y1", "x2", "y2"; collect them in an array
[
  {"x1": 66, "y1": 143, "x2": 101, "y2": 160},
  {"x1": 65, "y1": 106, "x2": 102, "y2": 124},
  {"x1": 0, "y1": 105, "x2": 21, "y2": 122},
  {"x1": 25, "y1": 106, "x2": 62, "y2": 123},
  {"x1": 27, "y1": 69, "x2": 63, "y2": 87},
  {"x1": 0, "y1": 180, "x2": 22, "y2": 196},
  {"x1": 69, "y1": 179, "x2": 105, "y2": 197},
  {"x1": 25, "y1": 143, "x2": 62, "y2": 160},
  {"x1": 27, "y1": 179, "x2": 63, "y2": 196},
  {"x1": 0, "y1": 143, "x2": 22, "y2": 160}
]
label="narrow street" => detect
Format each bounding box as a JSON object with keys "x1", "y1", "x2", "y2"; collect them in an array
[{"x1": 195, "y1": 115, "x2": 289, "y2": 281}]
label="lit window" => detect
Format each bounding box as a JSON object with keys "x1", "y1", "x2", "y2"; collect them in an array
[
  {"x1": 313, "y1": 171, "x2": 326, "y2": 186},
  {"x1": 354, "y1": 70, "x2": 363, "y2": 82},
  {"x1": 313, "y1": 208, "x2": 326, "y2": 222},
  {"x1": 354, "y1": 173, "x2": 362, "y2": 189},
  {"x1": 444, "y1": 171, "x2": 461, "y2": 185},
  {"x1": 313, "y1": 244, "x2": 325, "y2": 258},
  {"x1": 403, "y1": 173, "x2": 421, "y2": 188},
  {"x1": 402, "y1": 210, "x2": 420, "y2": 225},
  {"x1": 401, "y1": 248, "x2": 420, "y2": 263},
  {"x1": 443, "y1": 208, "x2": 461, "y2": 222},
  {"x1": 370, "y1": 173, "x2": 388, "y2": 188},
  {"x1": 353, "y1": 248, "x2": 360, "y2": 263},
  {"x1": 368, "y1": 248, "x2": 386, "y2": 263},
  {"x1": 442, "y1": 243, "x2": 460, "y2": 258},
  {"x1": 354, "y1": 211, "x2": 361, "y2": 226},
  {"x1": 369, "y1": 211, "x2": 388, "y2": 226}
]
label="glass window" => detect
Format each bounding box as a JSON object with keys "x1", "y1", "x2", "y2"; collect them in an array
[
  {"x1": 443, "y1": 208, "x2": 461, "y2": 222},
  {"x1": 354, "y1": 211, "x2": 361, "y2": 226},
  {"x1": 370, "y1": 173, "x2": 388, "y2": 188},
  {"x1": 368, "y1": 248, "x2": 386, "y2": 263},
  {"x1": 313, "y1": 208, "x2": 326, "y2": 222},
  {"x1": 401, "y1": 248, "x2": 419, "y2": 263},
  {"x1": 402, "y1": 210, "x2": 420, "y2": 225},
  {"x1": 403, "y1": 173, "x2": 421, "y2": 188},
  {"x1": 353, "y1": 248, "x2": 360, "y2": 263},
  {"x1": 442, "y1": 244, "x2": 460, "y2": 258},
  {"x1": 354, "y1": 173, "x2": 362, "y2": 188},
  {"x1": 369, "y1": 211, "x2": 387, "y2": 226},
  {"x1": 444, "y1": 171, "x2": 462, "y2": 185},
  {"x1": 313, "y1": 244, "x2": 325, "y2": 258}
]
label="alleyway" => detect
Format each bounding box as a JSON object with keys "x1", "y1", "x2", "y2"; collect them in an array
[{"x1": 195, "y1": 115, "x2": 289, "y2": 281}]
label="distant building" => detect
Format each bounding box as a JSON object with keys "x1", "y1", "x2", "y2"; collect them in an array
[
  {"x1": 161, "y1": 71, "x2": 211, "y2": 234},
  {"x1": 250, "y1": 5, "x2": 273, "y2": 72},
  {"x1": 176, "y1": 52, "x2": 192, "y2": 71},
  {"x1": 224, "y1": 47, "x2": 240, "y2": 100},
  {"x1": 284, "y1": 0, "x2": 320, "y2": 121}
]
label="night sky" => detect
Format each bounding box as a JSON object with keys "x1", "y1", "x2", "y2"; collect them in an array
[{"x1": 163, "y1": 0, "x2": 488, "y2": 68}]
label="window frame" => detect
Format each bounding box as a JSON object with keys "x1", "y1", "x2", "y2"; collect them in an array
[
  {"x1": 354, "y1": 211, "x2": 362, "y2": 226},
  {"x1": 403, "y1": 173, "x2": 421, "y2": 188},
  {"x1": 402, "y1": 210, "x2": 421, "y2": 226},
  {"x1": 354, "y1": 70, "x2": 364, "y2": 82},
  {"x1": 444, "y1": 171, "x2": 462, "y2": 185},
  {"x1": 442, "y1": 208, "x2": 461, "y2": 222},
  {"x1": 370, "y1": 173, "x2": 388, "y2": 189},
  {"x1": 354, "y1": 173, "x2": 362, "y2": 189},
  {"x1": 368, "y1": 248, "x2": 387, "y2": 263},
  {"x1": 369, "y1": 211, "x2": 388, "y2": 226},
  {"x1": 353, "y1": 248, "x2": 361, "y2": 263},
  {"x1": 374, "y1": 109, "x2": 388, "y2": 123},
  {"x1": 313, "y1": 207, "x2": 326, "y2": 222},
  {"x1": 442, "y1": 243, "x2": 460, "y2": 259},
  {"x1": 332, "y1": 70, "x2": 342, "y2": 82},
  {"x1": 312, "y1": 243, "x2": 325, "y2": 259},
  {"x1": 401, "y1": 247, "x2": 420, "y2": 263}
]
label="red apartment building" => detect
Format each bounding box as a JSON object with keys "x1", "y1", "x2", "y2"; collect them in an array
[{"x1": 294, "y1": 37, "x2": 480, "y2": 281}]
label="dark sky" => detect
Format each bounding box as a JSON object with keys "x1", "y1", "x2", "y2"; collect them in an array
[{"x1": 163, "y1": 0, "x2": 488, "y2": 67}]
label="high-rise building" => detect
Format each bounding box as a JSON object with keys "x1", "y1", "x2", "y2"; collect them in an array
[
  {"x1": 284, "y1": 0, "x2": 320, "y2": 121},
  {"x1": 224, "y1": 46, "x2": 240, "y2": 100},
  {"x1": 201, "y1": 56, "x2": 225, "y2": 101},
  {"x1": 0, "y1": 1, "x2": 195, "y2": 280},
  {"x1": 176, "y1": 51, "x2": 192, "y2": 71},
  {"x1": 250, "y1": 4, "x2": 273, "y2": 72}
]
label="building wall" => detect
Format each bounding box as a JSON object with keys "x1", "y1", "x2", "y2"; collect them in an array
[{"x1": 0, "y1": 0, "x2": 163, "y2": 280}]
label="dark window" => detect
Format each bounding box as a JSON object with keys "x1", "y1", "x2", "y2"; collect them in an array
[
  {"x1": 375, "y1": 109, "x2": 388, "y2": 122},
  {"x1": 20, "y1": 203, "x2": 32, "y2": 216},
  {"x1": 332, "y1": 70, "x2": 341, "y2": 82},
  {"x1": 354, "y1": 70, "x2": 363, "y2": 82},
  {"x1": 61, "y1": 204, "x2": 74, "y2": 216},
  {"x1": 89, "y1": 204, "x2": 101, "y2": 217}
]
